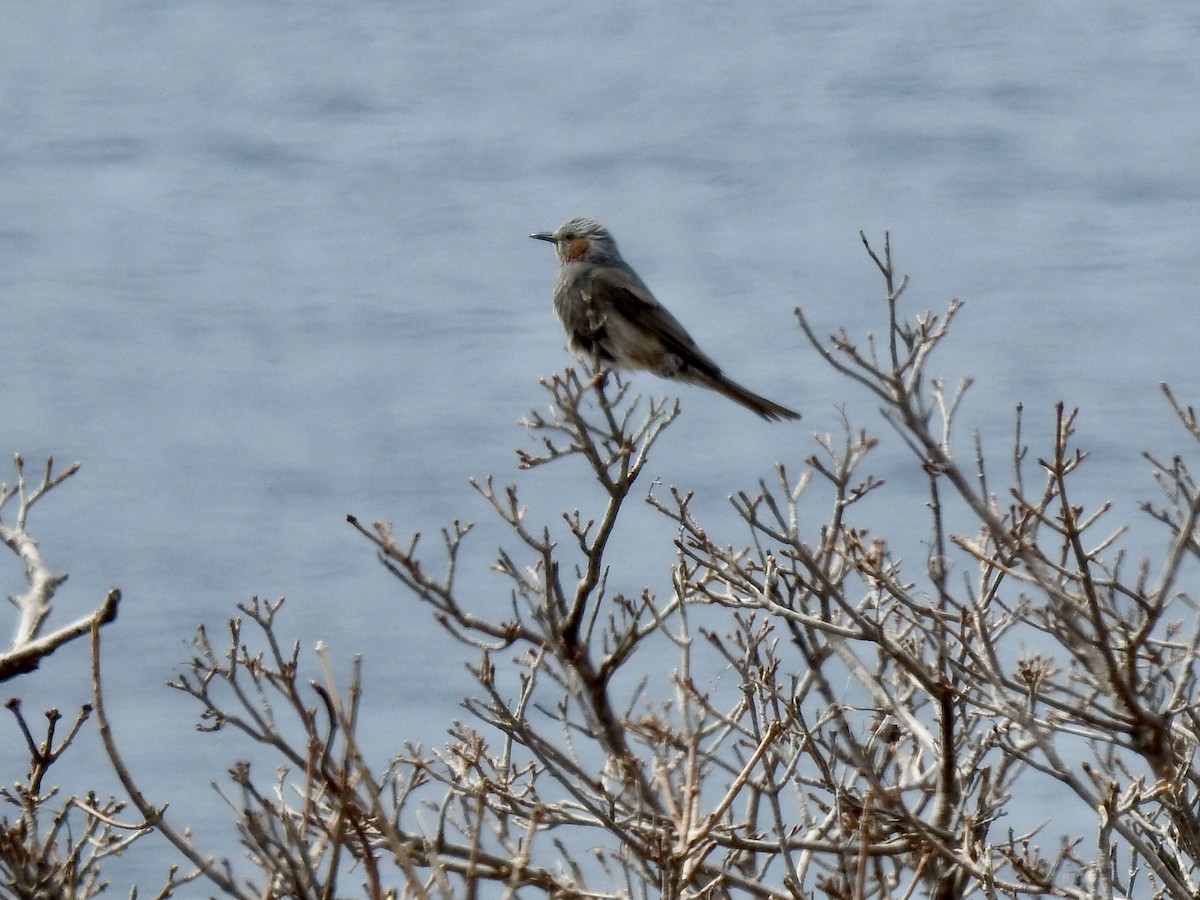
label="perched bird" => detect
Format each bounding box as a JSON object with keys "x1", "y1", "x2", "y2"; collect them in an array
[{"x1": 529, "y1": 217, "x2": 800, "y2": 421}]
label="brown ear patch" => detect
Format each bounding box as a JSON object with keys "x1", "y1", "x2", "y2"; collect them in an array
[{"x1": 563, "y1": 237, "x2": 590, "y2": 261}]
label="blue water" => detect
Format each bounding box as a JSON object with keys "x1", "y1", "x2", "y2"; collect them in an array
[{"x1": 2, "y1": 1, "x2": 1198, "y2": 891}]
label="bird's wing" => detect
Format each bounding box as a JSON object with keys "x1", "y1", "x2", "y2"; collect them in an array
[{"x1": 585, "y1": 265, "x2": 723, "y2": 377}]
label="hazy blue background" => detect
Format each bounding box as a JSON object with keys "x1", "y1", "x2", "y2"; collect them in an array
[{"x1": 2, "y1": 1, "x2": 1198, "y2": 890}]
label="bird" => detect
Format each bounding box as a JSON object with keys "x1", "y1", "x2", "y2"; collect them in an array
[{"x1": 529, "y1": 217, "x2": 800, "y2": 421}]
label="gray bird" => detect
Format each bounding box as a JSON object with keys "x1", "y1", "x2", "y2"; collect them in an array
[{"x1": 530, "y1": 217, "x2": 800, "y2": 421}]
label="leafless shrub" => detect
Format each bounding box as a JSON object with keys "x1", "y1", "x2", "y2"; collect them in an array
[{"x1": 10, "y1": 233, "x2": 1200, "y2": 899}]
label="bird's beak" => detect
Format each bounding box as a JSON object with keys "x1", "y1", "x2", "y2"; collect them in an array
[{"x1": 529, "y1": 231, "x2": 557, "y2": 243}]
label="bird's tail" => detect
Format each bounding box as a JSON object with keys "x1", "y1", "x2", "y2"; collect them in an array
[{"x1": 707, "y1": 373, "x2": 801, "y2": 421}]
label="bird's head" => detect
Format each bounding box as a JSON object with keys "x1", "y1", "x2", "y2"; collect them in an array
[{"x1": 529, "y1": 217, "x2": 621, "y2": 264}]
